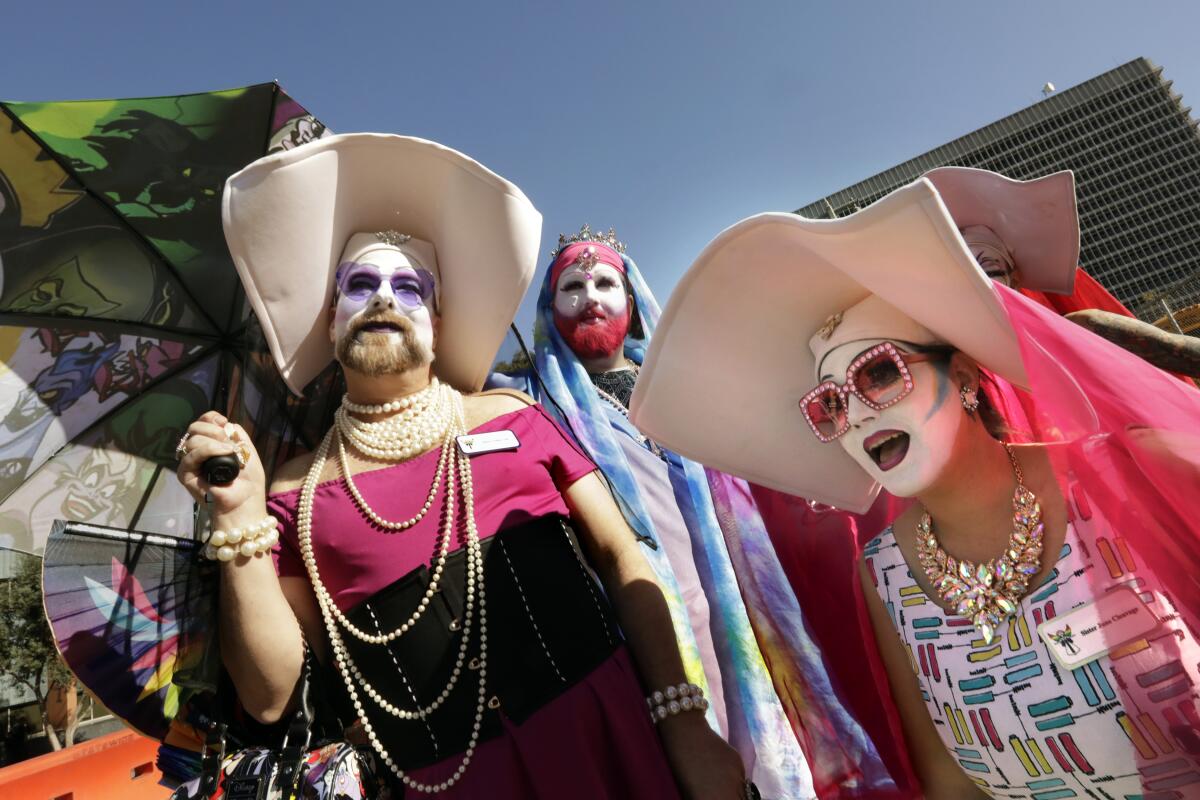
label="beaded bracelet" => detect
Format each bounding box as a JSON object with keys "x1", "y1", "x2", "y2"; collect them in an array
[
  {"x1": 646, "y1": 682, "x2": 708, "y2": 723},
  {"x1": 202, "y1": 516, "x2": 280, "y2": 562}
]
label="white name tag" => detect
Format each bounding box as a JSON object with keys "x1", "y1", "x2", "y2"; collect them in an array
[
  {"x1": 456, "y1": 430, "x2": 520, "y2": 456},
  {"x1": 1036, "y1": 586, "x2": 1159, "y2": 670}
]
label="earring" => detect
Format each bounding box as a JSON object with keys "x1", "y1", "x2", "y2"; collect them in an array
[{"x1": 960, "y1": 386, "x2": 980, "y2": 413}]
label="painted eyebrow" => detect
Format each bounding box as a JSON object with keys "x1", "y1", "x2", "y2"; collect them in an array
[
  {"x1": 819, "y1": 342, "x2": 917, "y2": 381},
  {"x1": 819, "y1": 345, "x2": 875, "y2": 381}
]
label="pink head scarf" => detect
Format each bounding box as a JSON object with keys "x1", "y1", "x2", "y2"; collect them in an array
[{"x1": 549, "y1": 242, "x2": 626, "y2": 289}]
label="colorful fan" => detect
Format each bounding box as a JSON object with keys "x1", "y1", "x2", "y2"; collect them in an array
[{"x1": 42, "y1": 519, "x2": 218, "y2": 742}]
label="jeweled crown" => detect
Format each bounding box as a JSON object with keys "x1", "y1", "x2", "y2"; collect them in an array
[
  {"x1": 550, "y1": 223, "x2": 626, "y2": 259},
  {"x1": 375, "y1": 230, "x2": 413, "y2": 247}
]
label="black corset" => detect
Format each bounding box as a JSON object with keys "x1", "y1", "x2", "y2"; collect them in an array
[{"x1": 317, "y1": 514, "x2": 624, "y2": 770}]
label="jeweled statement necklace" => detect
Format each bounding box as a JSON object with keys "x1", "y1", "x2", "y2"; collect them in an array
[
  {"x1": 915, "y1": 443, "x2": 1044, "y2": 645},
  {"x1": 590, "y1": 367, "x2": 637, "y2": 409},
  {"x1": 299, "y1": 381, "x2": 487, "y2": 793}
]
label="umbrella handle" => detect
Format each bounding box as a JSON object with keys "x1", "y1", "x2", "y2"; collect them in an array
[{"x1": 203, "y1": 454, "x2": 241, "y2": 486}]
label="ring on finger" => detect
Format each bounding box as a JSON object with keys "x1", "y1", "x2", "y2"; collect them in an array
[
  {"x1": 174, "y1": 433, "x2": 191, "y2": 462},
  {"x1": 234, "y1": 441, "x2": 252, "y2": 469}
]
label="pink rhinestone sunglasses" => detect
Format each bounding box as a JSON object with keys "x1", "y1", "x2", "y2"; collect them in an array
[{"x1": 799, "y1": 341, "x2": 950, "y2": 442}]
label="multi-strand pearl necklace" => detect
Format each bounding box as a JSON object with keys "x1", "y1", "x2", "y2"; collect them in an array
[
  {"x1": 335, "y1": 379, "x2": 450, "y2": 461},
  {"x1": 298, "y1": 385, "x2": 489, "y2": 793},
  {"x1": 335, "y1": 382, "x2": 456, "y2": 532}
]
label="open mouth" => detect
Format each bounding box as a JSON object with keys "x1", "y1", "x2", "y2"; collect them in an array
[
  {"x1": 578, "y1": 312, "x2": 607, "y2": 325},
  {"x1": 864, "y1": 429, "x2": 910, "y2": 472},
  {"x1": 64, "y1": 495, "x2": 101, "y2": 519},
  {"x1": 357, "y1": 320, "x2": 406, "y2": 336}
]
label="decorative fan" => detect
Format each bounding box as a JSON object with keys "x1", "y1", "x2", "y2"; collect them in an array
[{"x1": 42, "y1": 519, "x2": 218, "y2": 744}]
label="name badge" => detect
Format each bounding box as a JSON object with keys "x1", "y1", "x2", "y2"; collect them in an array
[
  {"x1": 1036, "y1": 586, "x2": 1159, "y2": 670},
  {"x1": 456, "y1": 430, "x2": 520, "y2": 456}
]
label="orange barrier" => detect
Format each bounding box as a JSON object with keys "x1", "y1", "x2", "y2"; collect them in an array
[{"x1": 0, "y1": 728, "x2": 171, "y2": 800}]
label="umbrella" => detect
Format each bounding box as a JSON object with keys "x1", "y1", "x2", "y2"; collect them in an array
[{"x1": 0, "y1": 82, "x2": 337, "y2": 555}]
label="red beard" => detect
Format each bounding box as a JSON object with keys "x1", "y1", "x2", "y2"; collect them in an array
[{"x1": 554, "y1": 308, "x2": 630, "y2": 360}]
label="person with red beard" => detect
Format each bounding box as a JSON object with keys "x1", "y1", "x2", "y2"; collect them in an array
[{"x1": 489, "y1": 225, "x2": 812, "y2": 799}]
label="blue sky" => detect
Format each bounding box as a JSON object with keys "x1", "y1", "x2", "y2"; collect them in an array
[{"x1": 6, "y1": 1, "x2": 1200, "y2": 345}]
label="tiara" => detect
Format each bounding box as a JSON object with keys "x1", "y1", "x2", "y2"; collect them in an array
[
  {"x1": 550, "y1": 223, "x2": 626, "y2": 259},
  {"x1": 375, "y1": 230, "x2": 413, "y2": 247},
  {"x1": 816, "y1": 311, "x2": 844, "y2": 341}
]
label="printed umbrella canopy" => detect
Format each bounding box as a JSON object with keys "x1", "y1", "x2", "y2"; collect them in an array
[{"x1": 0, "y1": 82, "x2": 337, "y2": 555}]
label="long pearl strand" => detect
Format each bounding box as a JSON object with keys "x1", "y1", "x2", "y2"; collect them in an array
[
  {"x1": 301, "y1": 432, "x2": 455, "y2": 644},
  {"x1": 298, "y1": 389, "x2": 489, "y2": 793},
  {"x1": 331, "y1": 406, "x2": 475, "y2": 718},
  {"x1": 337, "y1": 428, "x2": 453, "y2": 530}
]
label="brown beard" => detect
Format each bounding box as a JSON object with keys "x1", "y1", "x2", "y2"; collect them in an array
[{"x1": 335, "y1": 312, "x2": 433, "y2": 376}]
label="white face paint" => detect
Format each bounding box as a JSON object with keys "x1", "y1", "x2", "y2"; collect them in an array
[
  {"x1": 553, "y1": 263, "x2": 628, "y2": 322},
  {"x1": 976, "y1": 253, "x2": 1015, "y2": 288},
  {"x1": 331, "y1": 248, "x2": 436, "y2": 372},
  {"x1": 821, "y1": 338, "x2": 964, "y2": 498}
]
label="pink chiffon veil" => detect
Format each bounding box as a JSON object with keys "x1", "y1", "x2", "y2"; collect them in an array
[{"x1": 995, "y1": 284, "x2": 1200, "y2": 630}]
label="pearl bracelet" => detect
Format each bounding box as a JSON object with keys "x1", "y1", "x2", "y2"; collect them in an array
[
  {"x1": 646, "y1": 682, "x2": 708, "y2": 723},
  {"x1": 202, "y1": 516, "x2": 280, "y2": 562}
]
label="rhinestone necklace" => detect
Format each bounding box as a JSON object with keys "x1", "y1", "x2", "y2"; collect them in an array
[
  {"x1": 589, "y1": 366, "x2": 637, "y2": 408},
  {"x1": 915, "y1": 443, "x2": 1044, "y2": 645}
]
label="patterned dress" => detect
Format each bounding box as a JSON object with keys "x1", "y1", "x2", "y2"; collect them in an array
[{"x1": 864, "y1": 482, "x2": 1200, "y2": 799}]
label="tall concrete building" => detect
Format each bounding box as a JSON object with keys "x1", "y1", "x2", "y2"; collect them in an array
[{"x1": 797, "y1": 58, "x2": 1200, "y2": 329}]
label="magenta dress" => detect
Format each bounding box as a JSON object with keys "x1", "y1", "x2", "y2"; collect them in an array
[{"x1": 268, "y1": 404, "x2": 682, "y2": 799}]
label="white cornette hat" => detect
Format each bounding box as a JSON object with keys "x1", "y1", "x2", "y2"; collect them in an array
[
  {"x1": 923, "y1": 166, "x2": 1079, "y2": 295},
  {"x1": 629, "y1": 178, "x2": 1026, "y2": 513},
  {"x1": 223, "y1": 133, "x2": 542, "y2": 395}
]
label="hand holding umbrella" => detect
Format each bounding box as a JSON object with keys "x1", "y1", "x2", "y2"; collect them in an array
[{"x1": 175, "y1": 411, "x2": 267, "y2": 517}]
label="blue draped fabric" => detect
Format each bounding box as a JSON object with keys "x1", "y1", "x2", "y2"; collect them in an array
[{"x1": 491, "y1": 248, "x2": 814, "y2": 796}]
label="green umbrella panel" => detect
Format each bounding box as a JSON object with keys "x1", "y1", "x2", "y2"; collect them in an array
[{"x1": 0, "y1": 83, "x2": 340, "y2": 555}]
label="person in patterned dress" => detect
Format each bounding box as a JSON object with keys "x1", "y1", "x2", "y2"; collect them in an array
[{"x1": 628, "y1": 178, "x2": 1200, "y2": 799}]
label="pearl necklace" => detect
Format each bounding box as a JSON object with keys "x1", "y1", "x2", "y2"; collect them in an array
[
  {"x1": 303, "y1": 434, "x2": 454, "y2": 644},
  {"x1": 915, "y1": 444, "x2": 1044, "y2": 645},
  {"x1": 342, "y1": 379, "x2": 441, "y2": 415},
  {"x1": 298, "y1": 389, "x2": 489, "y2": 793},
  {"x1": 336, "y1": 380, "x2": 455, "y2": 530},
  {"x1": 338, "y1": 429, "x2": 452, "y2": 531},
  {"x1": 335, "y1": 380, "x2": 451, "y2": 462}
]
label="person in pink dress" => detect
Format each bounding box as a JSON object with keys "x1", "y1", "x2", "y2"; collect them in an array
[{"x1": 174, "y1": 134, "x2": 748, "y2": 799}]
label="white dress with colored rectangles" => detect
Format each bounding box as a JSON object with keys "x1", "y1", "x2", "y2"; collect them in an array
[{"x1": 864, "y1": 483, "x2": 1200, "y2": 799}]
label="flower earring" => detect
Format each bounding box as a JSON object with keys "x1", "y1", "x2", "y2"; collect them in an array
[{"x1": 960, "y1": 385, "x2": 980, "y2": 413}]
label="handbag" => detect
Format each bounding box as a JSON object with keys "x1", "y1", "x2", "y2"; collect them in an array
[{"x1": 171, "y1": 651, "x2": 389, "y2": 800}]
